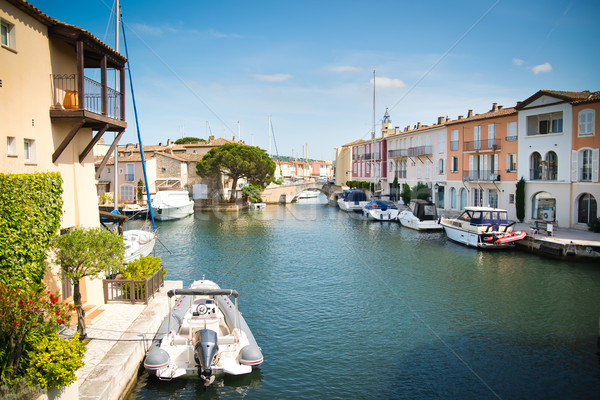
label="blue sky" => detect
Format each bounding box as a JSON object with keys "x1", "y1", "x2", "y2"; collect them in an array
[{"x1": 31, "y1": 0, "x2": 600, "y2": 161}]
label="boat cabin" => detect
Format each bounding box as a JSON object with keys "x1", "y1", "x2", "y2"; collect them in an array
[
  {"x1": 409, "y1": 199, "x2": 438, "y2": 221},
  {"x1": 456, "y1": 207, "x2": 510, "y2": 229},
  {"x1": 342, "y1": 189, "x2": 367, "y2": 203}
]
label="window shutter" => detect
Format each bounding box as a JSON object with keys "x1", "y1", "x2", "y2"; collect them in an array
[
  {"x1": 571, "y1": 150, "x2": 579, "y2": 181},
  {"x1": 593, "y1": 149, "x2": 599, "y2": 182}
]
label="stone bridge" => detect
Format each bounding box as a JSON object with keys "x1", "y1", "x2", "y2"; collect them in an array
[{"x1": 261, "y1": 182, "x2": 342, "y2": 204}]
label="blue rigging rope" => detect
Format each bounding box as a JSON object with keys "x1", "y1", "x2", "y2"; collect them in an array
[{"x1": 119, "y1": 8, "x2": 156, "y2": 230}]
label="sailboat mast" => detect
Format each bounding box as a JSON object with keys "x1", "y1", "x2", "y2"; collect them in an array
[
  {"x1": 113, "y1": 0, "x2": 120, "y2": 211},
  {"x1": 372, "y1": 70, "x2": 376, "y2": 190}
]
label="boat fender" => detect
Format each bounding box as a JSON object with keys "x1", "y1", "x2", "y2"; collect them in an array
[
  {"x1": 373, "y1": 203, "x2": 378, "y2": 209},
  {"x1": 143, "y1": 347, "x2": 170, "y2": 372},
  {"x1": 240, "y1": 344, "x2": 264, "y2": 367}
]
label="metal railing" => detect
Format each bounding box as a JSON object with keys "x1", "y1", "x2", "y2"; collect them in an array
[
  {"x1": 529, "y1": 168, "x2": 557, "y2": 181},
  {"x1": 407, "y1": 145, "x2": 432, "y2": 157},
  {"x1": 51, "y1": 74, "x2": 123, "y2": 120},
  {"x1": 463, "y1": 139, "x2": 501, "y2": 152},
  {"x1": 388, "y1": 149, "x2": 407, "y2": 158},
  {"x1": 463, "y1": 170, "x2": 500, "y2": 181},
  {"x1": 103, "y1": 266, "x2": 164, "y2": 304}
]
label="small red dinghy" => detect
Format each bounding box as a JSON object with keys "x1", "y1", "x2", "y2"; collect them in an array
[{"x1": 494, "y1": 231, "x2": 526, "y2": 244}]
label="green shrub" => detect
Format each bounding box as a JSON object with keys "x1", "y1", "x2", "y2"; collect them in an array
[
  {"x1": 588, "y1": 218, "x2": 600, "y2": 233},
  {"x1": 26, "y1": 333, "x2": 84, "y2": 389},
  {"x1": 121, "y1": 255, "x2": 164, "y2": 280},
  {"x1": 0, "y1": 380, "x2": 42, "y2": 400},
  {"x1": 242, "y1": 184, "x2": 263, "y2": 203},
  {"x1": 515, "y1": 177, "x2": 525, "y2": 222}
]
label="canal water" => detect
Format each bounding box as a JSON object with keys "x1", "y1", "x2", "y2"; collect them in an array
[{"x1": 126, "y1": 205, "x2": 600, "y2": 400}]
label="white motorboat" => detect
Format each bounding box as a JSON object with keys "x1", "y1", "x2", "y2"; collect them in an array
[
  {"x1": 398, "y1": 199, "x2": 443, "y2": 231},
  {"x1": 363, "y1": 200, "x2": 400, "y2": 221},
  {"x1": 121, "y1": 204, "x2": 149, "y2": 219},
  {"x1": 439, "y1": 206, "x2": 526, "y2": 248},
  {"x1": 248, "y1": 203, "x2": 266, "y2": 210},
  {"x1": 151, "y1": 190, "x2": 194, "y2": 221},
  {"x1": 143, "y1": 279, "x2": 263, "y2": 386},
  {"x1": 337, "y1": 189, "x2": 368, "y2": 212},
  {"x1": 123, "y1": 229, "x2": 156, "y2": 263}
]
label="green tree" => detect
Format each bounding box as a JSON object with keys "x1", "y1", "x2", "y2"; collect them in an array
[
  {"x1": 174, "y1": 137, "x2": 205, "y2": 144},
  {"x1": 412, "y1": 182, "x2": 432, "y2": 201},
  {"x1": 137, "y1": 179, "x2": 144, "y2": 203},
  {"x1": 196, "y1": 143, "x2": 276, "y2": 202},
  {"x1": 242, "y1": 184, "x2": 263, "y2": 203},
  {"x1": 392, "y1": 176, "x2": 399, "y2": 201},
  {"x1": 400, "y1": 183, "x2": 411, "y2": 205},
  {"x1": 515, "y1": 177, "x2": 526, "y2": 222},
  {"x1": 52, "y1": 228, "x2": 123, "y2": 338}
]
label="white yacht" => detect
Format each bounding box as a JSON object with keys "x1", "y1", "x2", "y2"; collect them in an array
[
  {"x1": 398, "y1": 199, "x2": 443, "y2": 231},
  {"x1": 123, "y1": 229, "x2": 156, "y2": 263},
  {"x1": 337, "y1": 189, "x2": 368, "y2": 212},
  {"x1": 440, "y1": 206, "x2": 526, "y2": 248},
  {"x1": 151, "y1": 190, "x2": 194, "y2": 221}
]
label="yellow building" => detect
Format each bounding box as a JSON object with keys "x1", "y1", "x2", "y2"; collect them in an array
[{"x1": 1, "y1": 0, "x2": 127, "y2": 304}]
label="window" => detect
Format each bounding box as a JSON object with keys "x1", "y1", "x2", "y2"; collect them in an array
[
  {"x1": 509, "y1": 194, "x2": 515, "y2": 204},
  {"x1": 438, "y1": 132, "x2": 445, "y2": 153},
  {"x1": 473, "y1": 188, "x2": 483, "y2": 207},
  {"x1": 120, "y1": 184, "x2": 134, "y2": 202},
  {"x1": 578, "y1": 109, "x2": 595, "y2": 136},
  {"x1": 7, "y1": 136, "x2": 16, "y2": 155},
  {"x1": 488, "y1": 190, "x2": 498, "y2": 208},
  {"x1": 451, "y1": 129, "x2": 459, "y2": 151},
  {"x1": 438, "y1": 158, "x2": 444, "y2": 174},
  {"x1": 488, "y1": 124, "x2": 495, "y2": 148},
  {"x1": 530, "y1": 152, "x2": 542, "y2": 180},
  {"x1": 450, "y1": 187, "x2": 457, "y2": 209},
  {"x1": 578, "y1": 193, "x2": 597, "y2": 224},
  {"x1": 1, "y1": 19, "x2": 15, "y2": 49},
  {"x1": 581, "y1": 149, "x2": 592, "y2": 181},
  {"x1": 474, "y1": 126, "x2": 481, "y2": 149},
  {"x1": 506, "y1": 121, "x2": 517, "y2": 141},
  {"x1": 23, "y1": 139, "x2": 35, "y2": 162},
  {"x1": 107, "y1": 167, "x2": 111, "y2": 174},
  {"x1": 527, "y1": 112, "x2": 563, "y2": 135},
  {"x1": 125, "y1": 163, "x2": 135, "y2": 181},
  {"x1": 451, "y1": 156, "x2": 459, "y2": 172},
  {"x1": 546, "y1": 151, "x2": 558, "y2": 180},
  {"x1": 507, "y1": 153, "x2": 517, "y2": 172}
]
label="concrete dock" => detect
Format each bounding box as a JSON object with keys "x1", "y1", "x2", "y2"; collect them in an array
[
  {"x1": 45, "y1": 281, "x2": 182, "y2": 400},
  {"x1": 513, "y1": 222, "x2": 600, "y2": 261}
]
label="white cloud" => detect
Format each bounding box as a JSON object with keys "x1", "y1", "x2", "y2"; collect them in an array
[
  {"x1": 328, "y1": 65, "x2": 362, "y2": 73},
  {"x1": 251, "y1": 73, "x2": 293, "y2": 82},
  {"x1": 532, "y1": 62, "x2": 552, "y2": 75},
  {"x1": 512, "y1": 58, "x2": 524, "y2": 67},
  {"x1": 372, "y1": 77, "x2": 406, "y2": 89}
]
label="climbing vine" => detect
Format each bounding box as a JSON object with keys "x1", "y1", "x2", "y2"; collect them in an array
[{"x1": 0, "y1": 173, "x2": 63, "y2": 288}]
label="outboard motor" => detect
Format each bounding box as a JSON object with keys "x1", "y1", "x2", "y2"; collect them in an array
[{"x1": 194, "y1": 329, "x2": 218, "y2": 385}]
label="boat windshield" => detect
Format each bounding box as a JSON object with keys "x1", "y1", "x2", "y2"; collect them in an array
[
  {"x1": 471, "y1": 210, "x2": 509, "y2": 225},
  {"x1": 457, "y1": 211, "x2": 471, "y2": 222}
]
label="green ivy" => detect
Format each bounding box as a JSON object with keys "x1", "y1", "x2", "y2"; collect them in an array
[{"x1": 0, "y1": 173, "x2": 63, "y2": 288}]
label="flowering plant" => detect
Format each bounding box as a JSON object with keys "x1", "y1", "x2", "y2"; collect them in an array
[{"x1": 0, "y1": 285, "x2": 74, "y2": 384}]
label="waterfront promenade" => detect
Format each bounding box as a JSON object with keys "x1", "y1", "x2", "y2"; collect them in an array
[{"x1": 51, "y1": 281, "x2": 182, "y2": 400}]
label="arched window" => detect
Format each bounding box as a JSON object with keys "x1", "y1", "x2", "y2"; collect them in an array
[
  {"x1": 460, "y1": 188, "x2": 467, "y2": 210},
  {"x1": 532, "y1": 191, "x2": 556, "y2": 221},
  {"x1": 451, "y1": 187, "x2": 457, "y2": 209},
  {"x1": 530, "y1": 152, "x2": 542, "y2": 180},
  {"x1": 578, "y1": 193, "x2": 597, "y2": 224},
  {"x1": 545, "y1": 151, "x2": 558, "y2": 180}
]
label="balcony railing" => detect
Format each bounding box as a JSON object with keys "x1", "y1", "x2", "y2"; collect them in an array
[
  {"x1": 407, "y1": 145, "x2": 432, "y2": 157},
  {"x1": 51, "y1": 74, "x2": 123, "y2": 120},
  {"x1": 463, "y1": 139, "x2": 501, "y2": 152},
  {"x1": 529, "y1": 168, "x2": 558, "y2": 181},
  {"x1": 463, "y1": 170, "x2": 500, "y2": 181},
  {"x1": 388, "y1": 149, "x2": 408, "y2": 158}
]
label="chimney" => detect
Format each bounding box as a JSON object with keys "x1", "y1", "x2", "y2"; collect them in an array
[
  {"x1": 458, "y1": 115, "x2": 463, "y2": 120},
  {"x1": 445, "y1": 116, "x2": 450, "y2": 122},
  {"x1": 417, "y1": 122, "x2": 421, "y2": 129},
  {"x1": 467, "y1": 109, "x2": 473, "y2": 118},
  {"x1": 498, "y1": 105, "x2": 503, "y2": 110},
  {"x1": 437, "y1": 116, "x2": 444, "y2": 125},
  {"x1": 208, "y1": 135, "x2": 215, "y2": 142},
  {"x1": 491, "y1": 103, "x2": 498, "y2": 112},
  {"x1": 167, "y1": 139, "x2": 173, "y2": 146}
]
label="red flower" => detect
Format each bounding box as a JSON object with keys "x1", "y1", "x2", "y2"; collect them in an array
[{"x1": 13, "y1": 321, "x2": 18, "y2": 326}]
